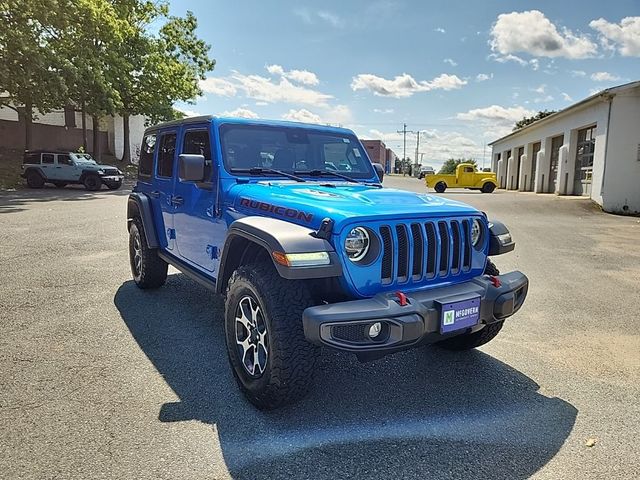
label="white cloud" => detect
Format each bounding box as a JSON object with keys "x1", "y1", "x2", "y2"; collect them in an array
[
  {"x1": 534, "y1": 95, "x2": 554, "y2": 103},
  {"x1": 591, "y1": 71, "x2": 621, "y2": 82},
  {"x1": 571, "y1": 70, "x2": 587, "y2": 77},
  {"x1": 199, "y1": 77, "x2": 237, "y2": 96},
  {"x1": 489, "y1": 53, "x2": 527, "y2": 66},
  {"x1": 220, "y1": 108, "x2": 259, "y2": 119},
  {"x1": 294, "y1": 8, "x2": 344, "y2": 28},
  {"x1": 490, "y1": 10, "x2": 597, "y2": 59},
  {"x1": 373, "y1": 108, "x2": 394, "y2": 114},
  {"x1": 266, "y1": 64, "x2": 320, "y2": 86},
  {"x1": 590, "y1": 17, "x2": 640, "y2": 56},
  {"x1": 176, "y1": 107, "x2": 202, "y2": 118},
  {"x1": 434, "y1": 27, "x2": 446, "y2": 33},
  {"x1": 351, "y1": 73, "x2": 467, "y2": 98},
  {"x1": 562, "y1": 92, "x2": 573, "y2": 101},
  {"x1": 255, "y1": 101, "x2": 269, "y2": 106},
  {"x1": 281, "y1": 105, "x2": 352, "y2": 126},
  {"x1": 282, "y1": 109, "x2": 322, "y2": 124},
  {"x1": 475, "y1": 73, "x2": 493, "y2": 82},
  {"x1": 443, "y1": 58, "x2": 457, "y2": 66},
  {"x1": 457, "y1": 105, "x2": 535, "y2": 126},
  {"x1": 230, "y1": 71, "x2": 332, "y2": 107}
]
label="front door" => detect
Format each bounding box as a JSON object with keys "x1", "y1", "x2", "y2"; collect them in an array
[
  {"x1": 574, "y1": 125, "x2": 595, "y2": 196},
  {"x1": 530, "y1": 142, "x2": 541, "y2": 191},
  {"x1": 173, "y1": 126, "x2": 223, "y2": 274},
  {"x1": 549, "y1": 135, "x2": 564, "y2": 192},
  {"x1": 55, "y1": 153, "x2": 78, "y2": 181},
  {"x1": 154, "y1": 131, "x2": 178, "y2": 250}
]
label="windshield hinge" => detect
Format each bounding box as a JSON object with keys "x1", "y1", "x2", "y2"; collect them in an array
[{"x1": 311, "y1": 218, "x2": 334, "y2": 241}]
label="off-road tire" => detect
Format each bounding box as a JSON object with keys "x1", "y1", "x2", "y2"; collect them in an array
[
  {"x1": 129, "y1": 217, "x2": 168, "y2": 289},
  {"x1": 53, "y1": 182, "x2": 67, "y2": 188},
  {"x1": 224, "y1": 262, "x2": 320, "y2": 409},
  {"x1": 434, "y1": 181, "x2": 447, "y2": 193},
  {"x1": 106, "y1": 181, "x2": 122, "y2": 190},
  {"x1": 481, "y1": 182, "x2": 496, "y2": 193},
  {"x1": 436, "y1": 259, "x2": 503, "y2": 350},
  {"x1": 26, "y1": 170, "x2": 45, "y2": 188},
  {"x1": 83, "y1": 174, "x2": 102, "y2": 191}
]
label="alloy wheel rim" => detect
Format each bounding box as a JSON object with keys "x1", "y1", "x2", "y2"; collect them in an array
[
  {"x1": 132, "y1": 233, "x2": 142, "y2": 276},
  {"x1": 234, "y1": 296, "x2": 268, "y2": 377}
]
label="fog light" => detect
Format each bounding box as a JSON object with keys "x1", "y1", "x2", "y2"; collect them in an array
[{"x1": 368, "y1": 322, "x2": 382, "y2": 338}]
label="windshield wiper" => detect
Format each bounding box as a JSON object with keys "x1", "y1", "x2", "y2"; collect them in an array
[
  {"x1": 299, "y1": 169, "x2": 360, "y2": 184},
  {"x1": 231, "y1": 167, "x2": 306, "y2": 182}
]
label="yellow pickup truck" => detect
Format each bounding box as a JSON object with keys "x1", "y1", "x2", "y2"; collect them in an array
[{"x1": 425, "y1": 163, "x2": 498, "y2": 193}]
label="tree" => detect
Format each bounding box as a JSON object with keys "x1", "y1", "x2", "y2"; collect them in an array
[
  {"x1": 110, "y1": 3, "x2": 215, "y2": 162},
  {"x1": 513, "y1": 110, "x2": 557, "y2": 131},
  {"x1": 439, "y1": 158, "x2": 477, "y2": 174},
  {"x1": 0, "y1": 1, "x2": 72, "y2": 149}
]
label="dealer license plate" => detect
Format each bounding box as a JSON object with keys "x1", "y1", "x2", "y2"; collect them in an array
[{"x1": 440, "y1": 296, "x2": 481, "y2": 334}]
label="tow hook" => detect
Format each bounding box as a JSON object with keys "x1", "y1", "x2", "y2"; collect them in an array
[
  {"x1": 395, "y1": 291, "x2": 409, "y2": 306},
  {"x1": 488, "y1": 275, "x2": 502, "y2": 288}
]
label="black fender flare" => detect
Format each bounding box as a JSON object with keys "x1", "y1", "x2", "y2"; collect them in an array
[
  {"x1": 23, "y1": 166, "x2": 46, "y2": 179},
  {"x1": 488, "y1": 220, "x2": 515, "y2": 255},
  {"x1": 127, "y1": 193, "x2": 159, "y2": 248},
  {"x1": 217, "y1": 216, "x2": 342, "y2": 293},
  {"x1": 79, "y1": 169, "x2": 101, "y2": 183}
]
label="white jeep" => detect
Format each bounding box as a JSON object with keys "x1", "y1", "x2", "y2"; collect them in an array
[{"x1": 21, "y1": 150, "x2": 124, "y2": 191}]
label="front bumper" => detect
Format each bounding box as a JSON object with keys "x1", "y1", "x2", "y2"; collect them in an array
[
  {"x1": 302, "y1": 271, "x2": 528, "y2": 353},
  {"x1": 102, "y1": 175, "x2": 124, "y2": 183}
]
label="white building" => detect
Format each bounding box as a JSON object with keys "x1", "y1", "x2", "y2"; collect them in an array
[
  {"x1": 489, "y1": 81, "x2": 640, "y2": 215},
  {"x1": 0, "y1": 105, "x2": 146, "y2": 161}
]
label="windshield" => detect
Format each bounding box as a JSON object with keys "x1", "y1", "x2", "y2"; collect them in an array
[
  {"x1": 220, "y1": 124, "x2": 375, "y2": 180},
  {"x1": 72, "y1": 153, "x2": 97, "y2": 164}
]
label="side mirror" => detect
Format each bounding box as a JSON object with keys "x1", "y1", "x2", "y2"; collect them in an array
[
  {"x1": 373, "y1": 163, "x2": 384, "y2": 182},
  {"x1": 179, "y1": 154, "x2": 205, "y2": 182}
]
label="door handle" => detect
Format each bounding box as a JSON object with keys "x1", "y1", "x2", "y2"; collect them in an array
[
  {"x1": 149, "y1": 190, "x2": 161, "y2": 198},
  {"x1": 172, "y1": 196, "x2": 184, "y2": 206}
]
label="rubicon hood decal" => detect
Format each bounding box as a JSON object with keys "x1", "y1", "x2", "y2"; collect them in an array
[{"x1": 239, "y1": 197, "x2": 314, "y2": 223}]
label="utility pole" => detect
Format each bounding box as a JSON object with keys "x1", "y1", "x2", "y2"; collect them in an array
[
  {"x1": 397, "y1": 123, "x2": 407, "y2": 176},
  {"x1": 407, "y1": 128, "x2": 420, "y2": 176}
]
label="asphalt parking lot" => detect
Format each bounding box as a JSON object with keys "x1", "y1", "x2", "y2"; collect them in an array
[{"x1": 1, "y1": 177, "x2": 639, "y2": 479}]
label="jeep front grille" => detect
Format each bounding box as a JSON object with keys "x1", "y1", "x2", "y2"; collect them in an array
[{"x1": 380, "y1": 219, "x2": 474, "y2": 285}]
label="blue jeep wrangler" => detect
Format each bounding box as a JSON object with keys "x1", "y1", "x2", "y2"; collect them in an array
[{"x1": 127, "y1": 116, "x2": 528, "y2": 409}]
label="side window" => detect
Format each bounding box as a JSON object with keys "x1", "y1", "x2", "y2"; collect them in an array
[
  {"x1": 24, "y1": 153, "x2": 39, "y2": 164},
  {"x1": 464, "y1": 166, "x2": 474, "y2": 173},
  {"x1": 138, "y1": 133, "x2": 156, "y2": 177},
  {"x1": 42, "y1": 154, "x2": 54, "y2": 164},
  {"x1": 157, "y1": 133, "x2": 177, "y2": 178},
  {"x1": 57, "y1": 154, "x2": 72, "y2": 165},
  {"x1": 182, "y1": 130, "x2": 212, "y2": 182}
]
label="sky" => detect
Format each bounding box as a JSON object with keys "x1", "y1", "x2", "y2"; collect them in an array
[{"x1": 169, "y1": 0, "x2": 640, "y2": 170}]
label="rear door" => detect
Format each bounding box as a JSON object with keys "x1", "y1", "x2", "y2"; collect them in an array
[
  {"x1": 40, "y1": 153, "x2": 55, "y2": 180},
  {"x1": 154, "y1": 130, "x2": 178, "y2": 251},
  {"x1": 173, "y1": 125, "x2": 222, "y2": 274}
]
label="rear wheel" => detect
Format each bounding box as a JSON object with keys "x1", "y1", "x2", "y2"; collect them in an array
[
  {"x1": 225, "y1": 262, "x2": 320, "y2": 409},
  {"x1": 129, "y1": 217, "x2": 168, "y2": 289},
  {"x1": 434, "y1": 181, "x2": 447, "y2": 193},
  {"x1": 83, "y1": 174, "x2": 102, "y2": 191},
  {"x1": 481, "y1": 182, "x2": 496, "y2": 193},
  {"x1": 436, "y1": 259, "x2": 503, "y2": 351},
  {"x1": 26, "y1": 171, "x2": 45, "y2": 188}
]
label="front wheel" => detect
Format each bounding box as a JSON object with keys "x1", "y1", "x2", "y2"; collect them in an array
[
  {"x1": 83, "y1": 175, "x2": 102, "y2": 191},
  {"x1": 106, "y1": 181, "x2": 122, "y2": 190},
  {"x1": 224, "y1": 262, "x2": 320, "y2": 409},
  {"x1": 481, "y1": 182, "x2": 496, "y2": 193},
  {"x1": 434, "y1": 181, "x2": 447, "y2": 193},
  {"x1": 436, "y1": 259, "x2": 503, "y2": 350}
]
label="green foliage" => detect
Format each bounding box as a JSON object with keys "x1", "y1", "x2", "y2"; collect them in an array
[
  {"x1": 439, "y1": 158, "x2": 477, "y2": 174},
  {"x1": 0, "y1": 0, "x2": 215, "y2": 154},
  {"x1": 513, "y1": 110, "x2": 557, "y2": 131}
]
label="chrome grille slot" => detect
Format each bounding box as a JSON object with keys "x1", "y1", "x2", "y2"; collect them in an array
[
  {"x1": 451, "y1": 221, "x2": 461, "y2": 274},
  {"x1": 437, "y1": 221, "x2": 450, "y2": 275},
  {"x1": 395, "y1": 224, "x2": 409, "y2": 282},
  {"x1": 380, "y1": 226, "x2": 393, "y2": 284},
  {"x1": 410, "y1": 223, "x2": 423, "y2": 279}
]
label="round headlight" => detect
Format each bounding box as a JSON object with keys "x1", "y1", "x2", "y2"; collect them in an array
[
  {"x1": 345, "y1": 227, "x2": 370, "y2": 262},
  {"x1": 471, "y1": 219, "x2": 482, "y2": 247}
]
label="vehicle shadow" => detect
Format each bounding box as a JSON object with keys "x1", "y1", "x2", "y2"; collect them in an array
[
  {"x1": 114, "y1": 275, "x2": 577, "y2": 480},
  {"x1": 0, "y1": 183, "x2": 132, "y2": 214}
]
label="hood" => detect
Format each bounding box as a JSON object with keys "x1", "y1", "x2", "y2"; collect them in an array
[{"x1": 227, "y1": 181, "x2": 482, "y2": 233}]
